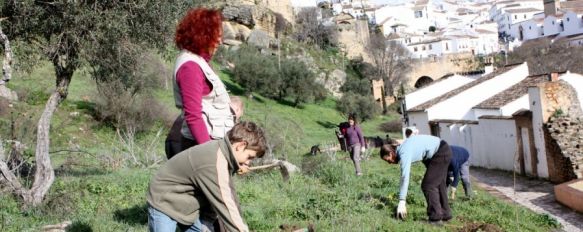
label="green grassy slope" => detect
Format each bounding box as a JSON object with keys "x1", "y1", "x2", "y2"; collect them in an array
[{"x1": 0, "y1": 62, "x2": 560, "y2": 231}]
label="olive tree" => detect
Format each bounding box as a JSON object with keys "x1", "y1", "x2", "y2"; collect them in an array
[{"x1": 0, "y1": 0, "x2": 192, "y2": 207}]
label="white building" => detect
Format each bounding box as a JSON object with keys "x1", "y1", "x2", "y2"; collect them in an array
[
  {"x1": 404, "y1": 64, "x2": 583, "y2": 178},
  {"x1": 375, "y1": 0, "x2": 437, "y2": 35},
  {"x1": 489, "y1": 0, "x2": 544, "y2": 36},
  {"x1": 505, "y1": 0, "x2": 583, "y2": 47},
  {"x1": 407, "y1": 62, "x2": 529, "y2": 134},
  {"x1": 405, "y1": 74, "x2": 478, "y2": 111}
]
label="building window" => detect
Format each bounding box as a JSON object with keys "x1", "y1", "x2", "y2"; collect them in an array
[
  {"x1": 508, "y1": 24, "x2": 511, "y2": 29},
  {"x1": 429, "y1": 44, "x2": 432, "y2": 50},
  {"x1": 567, "y1": 17, "x2": 570, "y2": 21},
  {"x1": 552, "y1": 21, "x2": 555, "y2": 25},
  {"x1": 529, "y1": 26, "x2": 531, "y2": 30},
  {"x1": 446, "y1": 42, "x2": 449, "y2": 50},
  {"x1": 415, "y1": 10, "x2": 423, "y2": 18},
  {"x1": 514, "y1": 15, "x2": 517, "y2": 19},
  {"x1": 524, "y1": 14, "x2": 526, "y2": 19},
  {"x1": 422, "y1": 46, "x2": 426, "y2": 50},
  {"x1": 414, "y1": 47, "x2": 418, "y2": 52}
]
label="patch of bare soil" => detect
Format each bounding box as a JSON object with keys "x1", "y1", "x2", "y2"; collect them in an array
[{"x1": 457, "y1": 222, "x2": 503, "y2": 232}]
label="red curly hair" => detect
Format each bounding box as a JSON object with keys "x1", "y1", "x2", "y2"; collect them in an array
[{"x1": 175, "y1": 8, "x2": 223, "y2": 55}]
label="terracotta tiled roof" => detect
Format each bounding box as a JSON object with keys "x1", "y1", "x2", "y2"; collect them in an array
[
  {"x1": 408, "y1": 63, "x2": 523, "y2": 112},
  {"x1": 561, "y1": 1, "x2": 583, "y2": 11},
  {"x1": 473, "y1": 74, "x2": 548, "y2": 109}
]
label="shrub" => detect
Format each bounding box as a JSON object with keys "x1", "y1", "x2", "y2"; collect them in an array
[
  {"x1": 378, "y1": 120, "x2": 402, "y2": 133},
  {"x1": 336, "y1": 92, "x2": 380, "y2": 122},
  {"x1": 279, "y1": 58, "x2": 324, "y2": 106},
  {"x1": 231, "y1": 45, "x2": 280, "y2": 98},
  {"x1": 93, "y1": 79, "x2": 170, "y2": 133}
]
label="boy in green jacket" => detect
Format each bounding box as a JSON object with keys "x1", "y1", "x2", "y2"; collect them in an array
[{"x1": 147, "y1": 121, "x2": 267, "y2": 232}]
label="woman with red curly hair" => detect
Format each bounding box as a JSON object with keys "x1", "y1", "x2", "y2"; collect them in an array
[
  {"x1": 157, "y1": 8, "x2": 247, "y2": 232},
  {"x1": 165, "y1": 8, "x2": 241, "y2": 160}
]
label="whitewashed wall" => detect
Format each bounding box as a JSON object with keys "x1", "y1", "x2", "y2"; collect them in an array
[
  {"x1": 528, "y1": 86, "x2": 549, "y2": 178},
  {"x1": 405, "y1": 74, "x2": 476, "y2": 110},
  {"x1": 474, "y1": 109, "x2": 499, "y2": 119},
  {"x1": 500, "y1": 94, "x2": 529, "y2": 116},
  {"x1": 439, "y1": 119, "x2": 518, "y2": 171},
  {"x1": 560, "y1": 73, "x2": 583, "y2": 108},
  {"x1": 543, "y1": 16, "x2": 562, "y2": 36},
  {"x1": 408, "y1": 111, "x2": 430, "y2": 135},
  {"x1": 427, "y1": 63, "x2": 529, "y2": 121}
]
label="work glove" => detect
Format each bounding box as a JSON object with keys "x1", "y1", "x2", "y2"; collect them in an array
[
  {"x1": 450, "y1": 187, "x2": 457, "y2": 200},
  {"x1": 396, "y1": 200, "x2": 407, "y2": 220},
  {"x1": 360, "y1": 146, "x2": 366, "y2": 153}
]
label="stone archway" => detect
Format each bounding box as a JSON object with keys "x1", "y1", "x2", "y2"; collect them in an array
[{"x1": 414, "y1": 76, "x2": 433, "y2": 89}]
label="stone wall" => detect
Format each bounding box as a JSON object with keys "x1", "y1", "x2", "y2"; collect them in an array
[{"x1": 541, "y1": 80, "x2": 583, "y2": 183}]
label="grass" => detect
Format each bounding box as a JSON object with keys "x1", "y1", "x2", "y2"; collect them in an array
[{"x1": 0, "y1": 60, "x2": 562, "y2": 231}]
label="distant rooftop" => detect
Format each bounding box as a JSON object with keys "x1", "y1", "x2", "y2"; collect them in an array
[
  {"x1": 505, "y1": 8, "x2": 542, "y2": 14},
  {"x1": 473, "y1": 74, "x2": 549, "y2": 109}
]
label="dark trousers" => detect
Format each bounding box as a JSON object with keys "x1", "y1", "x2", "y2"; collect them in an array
[
  {"x1": 422, "y1": 140, "x2": 453, "y2": 221},
  {"x1": 164, "y1": 116, "x2": 197, "y2": 160}
]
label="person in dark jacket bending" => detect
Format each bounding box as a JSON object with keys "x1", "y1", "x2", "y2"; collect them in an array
[{"x1": 447, "y1": 145, "x2": 473, "y2": 199}]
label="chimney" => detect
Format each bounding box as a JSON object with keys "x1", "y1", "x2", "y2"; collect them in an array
[
  {"x1": 544, "y1": 0, "x2": 560, "y2": 17},
  {"x1": 549, "y1": 72, "x2": 560, "y2": 82}
]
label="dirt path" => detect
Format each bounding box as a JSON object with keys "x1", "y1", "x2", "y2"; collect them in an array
[{"x1": 471, "y1": 167, "x2": 583, "y2": 232}]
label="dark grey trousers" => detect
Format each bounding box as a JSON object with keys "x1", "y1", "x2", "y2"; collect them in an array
[{"x1": 422, "y1": 141, "x2": 453, "y2": 221}]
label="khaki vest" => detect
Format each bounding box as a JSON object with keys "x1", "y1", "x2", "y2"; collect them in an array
[{"x1": 173, "y1": 51, "x2": 234, "y2": 140}]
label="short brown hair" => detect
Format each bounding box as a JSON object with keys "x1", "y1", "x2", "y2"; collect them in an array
[{"x1": 227, "y1": 121, "x2": 267, "y2": 157}]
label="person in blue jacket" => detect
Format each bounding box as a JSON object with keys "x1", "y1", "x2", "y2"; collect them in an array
[
  {"x1": 380, "y1": 135, "x2": 452, "y2": 224},
  {"x1": 447, "y1": 145, "x2": 473, "y2": 200}
]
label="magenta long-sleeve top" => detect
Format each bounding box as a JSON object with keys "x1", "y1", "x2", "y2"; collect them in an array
[{"x1": 175, "y1": 52, "x2": 213, "y2": 145}]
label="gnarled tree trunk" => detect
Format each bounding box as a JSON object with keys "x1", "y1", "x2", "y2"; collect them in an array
[{"x1": 0, "y1": 24, "x2": 73, "y2": 206}]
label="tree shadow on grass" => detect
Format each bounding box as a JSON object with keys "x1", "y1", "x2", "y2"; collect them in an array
[
  {"x1": 316, "y1": 120, "x2": 338, "y2": 129},
  {"x1": 72, "y1": 100, "x2": 97, "y2": 117},
  {"x1": 113, "y1": 204, "x2": 148, "y2": 226},
  {"x1": 55, "y1": 167, "x2": 109, "y2": 177},
  {"x1": 221, "y1": 78, "x2": 245, "y2": 96},
  {"x1": 68, "y1": 221, "x2": 93, "y2": 232}
]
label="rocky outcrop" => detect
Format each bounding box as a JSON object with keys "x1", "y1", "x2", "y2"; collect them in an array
[
  {"x1": 247, "y1": 29, "x2": 272, "y2": 49},
  {"x1": 222, "y1": 1, "x2": 278, "y2": 37},
  {"x1": 315, "y1": 69, "x2": 346, "y2": 98},
  {"x1": 0, "y1": 85, "x2": 17, "y2": 102}
]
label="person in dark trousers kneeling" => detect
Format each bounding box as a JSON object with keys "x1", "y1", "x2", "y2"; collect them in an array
[
  {"x1": 447, "y1": 145, "x2": 473, "y2": 200},
  {"x1": 380, "y1": 135, "x2": 453, "y2": 225},
  {"x1": 148, "y1": 121, "x2": 267, "y2": 232}
]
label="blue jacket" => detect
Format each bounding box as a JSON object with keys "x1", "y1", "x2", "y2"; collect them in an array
[{"x1": 448, "y1": 145, "x2": 470, "y2": 187}]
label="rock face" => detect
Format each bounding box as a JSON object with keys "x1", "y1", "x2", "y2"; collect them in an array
[
  {"x1": 247, "y1": 29, "x2": 272, "y2": 49},
  {"x1": 222, "y1": 1, "x2": 278, "y2": 37},
  {"x1": 223, "y1": 4, "x2": 257, "y2": 27},
  {"x1": 0, "y1": 85, "x2": 17, "y2": 102},
  {"x1": 315, "y1": 69, "x2": 346, "y2": 98}
]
